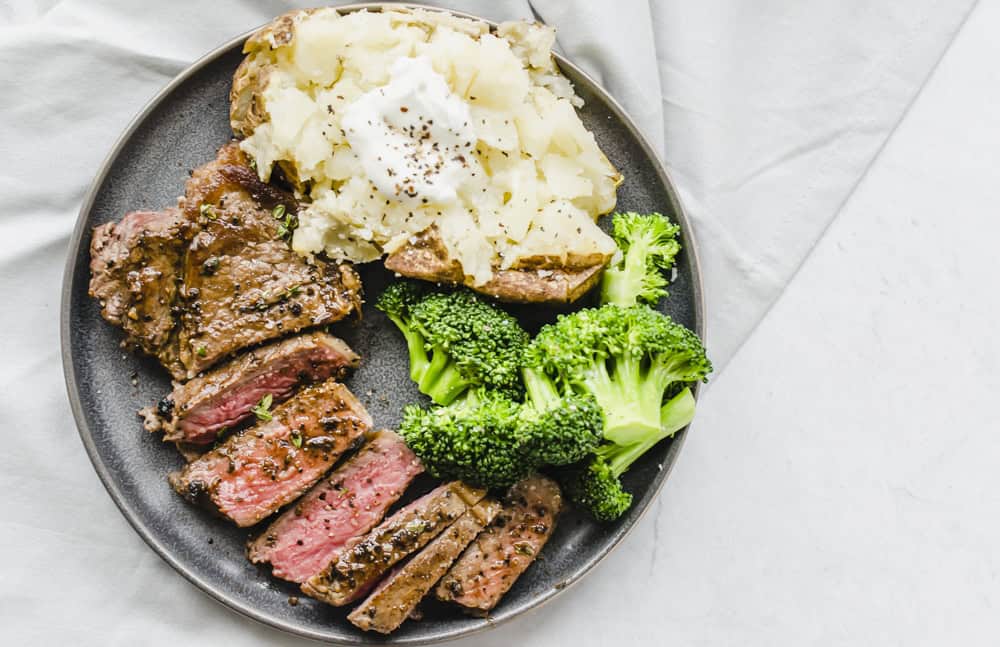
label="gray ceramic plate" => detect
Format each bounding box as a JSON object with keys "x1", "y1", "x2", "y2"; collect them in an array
[{"x1": 61, "y1": 4, "x2": 704, "y2": 644}]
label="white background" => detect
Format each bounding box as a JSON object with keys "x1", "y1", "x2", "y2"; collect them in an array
[{"x1": 1, "y1": 1, "x2": 998, "y2": 644}]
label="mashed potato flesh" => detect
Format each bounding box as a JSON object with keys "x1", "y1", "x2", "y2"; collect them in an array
[{"x1": 240, "y1": 8, "x2": 621, "y2": 285}]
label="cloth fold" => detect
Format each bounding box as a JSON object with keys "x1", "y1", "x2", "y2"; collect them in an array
[
  {"x1": 0, "y1": 1, "x2": 975, "y2": 643},
  {"x1": 648, "y1": 0, "x2": 976, "y2": 361}
]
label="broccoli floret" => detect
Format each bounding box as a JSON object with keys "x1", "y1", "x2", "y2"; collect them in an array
[
  {"x1": 376, "y1": 284, "x2": 529, "y2": 405},
  {"x1": 399, "y1": 367, "x2": 604, "y2": 489},
  {"x1": 410, "y1": 290, "x2": 528, "y2": 402},
  {"x1": 559, "y1": 387, "x2": 697, "y2": 522},
  {"x1": 558, "y1": 456, "x2": 633, "y2": 523},
  {"x1": 554, "y1": 211, "x2": 702, "y2": 521},
  {"x1": 530, "y1": 303, "x2": 711, "y2": 447},
  {"x1": 399, "y1": 389, "x2": 528, "y2": 489},
  {"x1": 599, "y1": 212, "x2": 682, "y2": 307},
  {"x1": 531, "y1": 303, "x2": 709, "y2": 520},
  {"x1": 517, "y1": 364, "x2": 604, "y2": 467}
]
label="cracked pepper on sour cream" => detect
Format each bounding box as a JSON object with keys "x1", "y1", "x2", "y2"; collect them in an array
[{"x1": 341, "y1": 56, "x2": 481, "y2": 207}]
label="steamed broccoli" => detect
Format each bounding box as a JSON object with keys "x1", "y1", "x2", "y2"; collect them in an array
[
  {"x1": 557, "y1": 455, "x2": 633, "y2": 523},
  {"x1": 376, "y1": 283, "x2": 529, "y2": 405},
  {"x1": 530, "y1": 303, "x2": 711, "y2": 447},
  {"x1": 399, "y1": 371, "x2": 604, "y2": 490},
  {"x1": 530, "y1": 303, "x2": 710, "y2": 521},
  {"x1": 517, "y1": 362, "x2": 604, "y2": 467},
  {"x1": 387, "y1": 210, "x2": 703, "y2": 505},
  {"x1": 399, "y1": 389, "x2": 527, "y2": 489},
  {"x1": 599, "y1": 212, "x2": 682, "y2": 307},
  {"x1": 559, "y1": 387, "x2": 697, "y2": 521}
]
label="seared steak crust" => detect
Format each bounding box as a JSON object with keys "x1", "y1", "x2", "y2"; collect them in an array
[
  {"x1": 248, "y1": 430, "x2": 423, "y2": 583},
  {"x1": 175, "y1": 143, "x2": 361, "y2": 377},
  {"x1": 435, "y1": 474, "x2": 562, "y2": 613},
  {"x1": 141, "y1": 332, "x2": 359, "y2": 445},
  {"x1": 89, "y1": 209, "x2": 190, "y2": 376},
  {"x1": 302, "y1": 481, "x2": 486, "y2": 607},
  {"x1": 349, "y1": 498, "x2": 501, "y2": 634},
  {"x1": 88, "y1": 143, "x2": 361, "y2": 380},
  {"x1": 180, "y1": 141, "x2": 291, "y2": 214},
  {"x1": 168, "y1": 380, "x2": 371, "y2": 527}
]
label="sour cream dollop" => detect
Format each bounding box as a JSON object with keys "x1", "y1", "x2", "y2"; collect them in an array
[{"x1": 341, "y1": 56, "x2": 479, "y2": 206}]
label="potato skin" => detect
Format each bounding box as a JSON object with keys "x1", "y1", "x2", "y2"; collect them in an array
[
  {"x1": 230, "y1": 10, "x2": 313, "y2": 138},
  {"x1": 229, "y1": 55, "x2": 265, "y2": 138},
  {"x1": 384, "y1": 227, "x2": 608, "y2": 304}
]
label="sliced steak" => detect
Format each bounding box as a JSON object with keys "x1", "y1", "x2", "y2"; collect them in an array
[
  {"x1": 181, "y1": 139, "x2": 291, "y2": 214},
  {"x1": 349, "y1": 498, "x2": 502, "y2": 634},
  {"x1": 435, "y1": 474, "x2": 562, "y2": 613},
  {"x1": 89, "y1": 208, "x2": 190, "y2": 377},
  {"x1": 88, "y1": 143, "x2": 361, "y2": 380},
  {"x1": 140, "y1": 332, "x2": 359, "y2": 445},
  {"x1": 168, "y1": 380, "x2": 370, "y2": 527},
  {"x1": 248, "y1": 430, "x2": 424, "y2": 583},
  {"x1": 302, "y1": 481, "x2": 486, "y2": 607},
  {"x1": 175, "y1": 142, "x2": 361, "y2": 377}
]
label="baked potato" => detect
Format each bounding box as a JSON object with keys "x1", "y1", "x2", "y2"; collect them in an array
[{"x1": 229, "y1": 7, "x2": 622, "y2": 304}]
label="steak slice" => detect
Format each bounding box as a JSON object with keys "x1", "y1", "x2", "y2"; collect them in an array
[
  {"x1": 302, "y1": 481, "x2": 486, "y2": 607},
  {"x1": 175, "y1": 142, "x2": 361, "y2": 378},
  {"x1": 348, "y1": 498, "x2": 502, "y2": 634},
  {"x1": 435, "y1": 474, "x2": 562, "y2": 613},
  {"x1": 88, "y1": 143, "x2": 361, "y2": 380},
  {"x1": 248, "y1": 430, "x2": 424, "y2": 583},
  {"x1": 168, "y1": 380, "x2": 370, "y2": 527},
  {"x1": 140, "y1": 332, "x2": 359, "y2": 445},
  {"x1": 89, "y1": 208, "x2": 190, "y2": 377}
]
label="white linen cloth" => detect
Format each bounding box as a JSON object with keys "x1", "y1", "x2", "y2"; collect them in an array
[{"x1": 0, "y1": 0, "x2": 975, "y2": 644}]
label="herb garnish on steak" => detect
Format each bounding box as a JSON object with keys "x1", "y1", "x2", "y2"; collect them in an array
[
  {"x1": 140, "y1": 332, "x2": 359, "y2": 445},
  {"x1": 168, "y1": 379, "x2": 371, "y2": 527},
  {"x1": 175, "y1": 143, "x2": 361, "y2": 377}
]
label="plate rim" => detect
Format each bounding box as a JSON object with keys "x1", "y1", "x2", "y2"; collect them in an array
[{"x1": 60, "y1": 3, "x2": 705, "y2": 644}]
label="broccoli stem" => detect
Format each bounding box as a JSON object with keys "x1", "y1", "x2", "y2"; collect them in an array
[
  {"x1": 636, "y1": 355, "x2": 691, "y2": 423},
  {"x1": 386, "y1": 313, "x2": 431, "y2": 384},
  {"x1": 601, "y1": 352, "x2": 692, "y2": 447},
  {"x1": 578, "y1": 361, "x2": 648, "y2": 440},
  {"x1": 597, "y1": 387, "x2": 697, "y2": 477},
  {"x1": 660, "y1": 386, "x2": 696, "y2": 435},
  {"x1": 521, "y1": 366, "x2": 561, "y2": 412},
  {"x1": 600, "y1": 235, "x2": 652, "y2": 307},
  {"x1": 419, "y1": 350, "x2": 472, "y2": 405},
  {"x1": 591, "y1": 352, "x2": 663, "y2": 447}
]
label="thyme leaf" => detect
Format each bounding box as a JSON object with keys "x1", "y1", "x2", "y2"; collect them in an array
[{"x1": 251, "y1": 394, "x2": 274, "y2": 422}]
